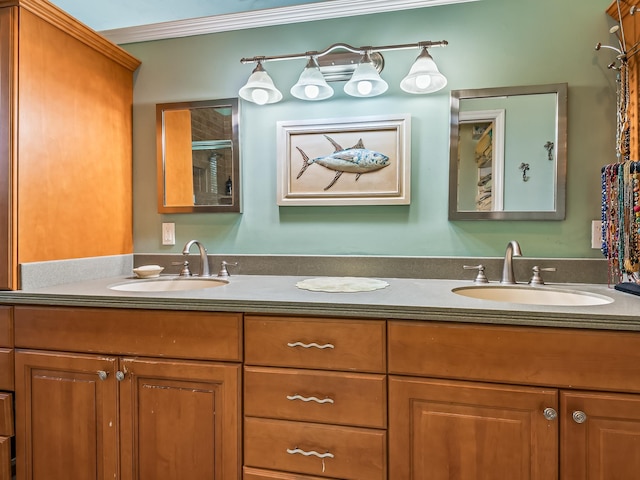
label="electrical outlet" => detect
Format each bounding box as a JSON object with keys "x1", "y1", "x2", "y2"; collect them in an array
[
  {"x1": 591, "y1": 220, "x2": 602, "y2": 249},
  {"x1": 162, "y1": 223, "x2": 175, "y2": 246}
]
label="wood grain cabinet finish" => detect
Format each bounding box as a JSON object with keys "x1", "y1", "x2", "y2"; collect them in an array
[
  {"x1": 244, "y1": 315, "x2": 387, "y2": 480},
  {"x1": 608, "y1": 1, "x2": 640, "y2": 160},
  {"x1": 0, "y1": 306, "x2": 13, "y2": 480},
  {"x1": 389, "y1": 376, "x2": 558, "y2": 479},
  {"x1": 244, "y1": 316, "x2": 386, "y2": 372},
  {"x1": 244, "y1": 366, "x2": 386, "y2": 428},
  {"x1": 0, "y1": 0, "x2": 140, "y2": 290},
  {"x1": 14, "y1": 307, "x2": 242, "y2": 480},
  {"x1": 388, "y1": 320, "x2": 640, "y2": 480},
  {"x1": 243, "y1": 467, "x2": 333, "y2": 479}
]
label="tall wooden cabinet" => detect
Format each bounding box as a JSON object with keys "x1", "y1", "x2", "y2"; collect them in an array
[
  {"x1": 0, "y1": 0, "x2": 140, "y2": 290},
  {"x1": 608, "y1": 1, "x2": 640, "y2": 159}
]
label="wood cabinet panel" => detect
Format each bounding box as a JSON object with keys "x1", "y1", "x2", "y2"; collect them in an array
[
  {"x1": 14, "y1": 306, "x2": 242, "y2": 361},
  {"x1": 389, "y1": 321, "x2": 640, "y2": 393},
  {"x1": 15, "y1": 349, "x2": 118, "y2": 480},
  {"x1": 0, "y1": 436, "x2": 11, "y2": 480},
  {"x1": 0, "y1": 7, "x2": 16, "y2": 290},
  {"x1": 0, "y1": 349, "x2": 12, "y2": 391},
  {"x1": 245, "y1": 316, "x2": 385, "y2": 372},
  {"x1": 244, "y1": 467, "x2": 334, "y2": 479},
  {"x1": 561, "y1": 390, "x2": 640, "y2": 479},
  {"x1": 245, "y1": 366, "x2": 386, "y2": 428},
  {"x1": 119, "y1": 357, "x2": 241, "y2": 480},
  {"x1": 0, "y1": 306, "x2": 12, "y2": 347},
  {"x1": 244, "y1": 417, "x2": 386, "y2": 480},
  {"x1": 388, "y1": 376, "x2": 558, "y2": 480},
  {"x1": 16, "y1": 8, "x2": 135, "y2": 264},
  {"x1": 608, "y1": 1, "x2": 640, "y2": 159},
  {"x1": 0, "y1": 393, "x2": 12, "y2": 437}
]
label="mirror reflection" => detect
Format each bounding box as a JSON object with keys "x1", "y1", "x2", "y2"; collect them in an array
[
  {"x1": 157, "y1": 98, "x2": 240, "y2": 213},
  {"x1": 449, "y1": 84, "x2": 567, "y2": 220}
]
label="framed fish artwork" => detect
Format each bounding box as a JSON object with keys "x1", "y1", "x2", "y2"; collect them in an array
[{"x1": 276, "y1": 114, "x2": 411, "y2": 205}]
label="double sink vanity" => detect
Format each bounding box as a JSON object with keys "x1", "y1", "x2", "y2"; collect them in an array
[{"x1": 0, "y1": 244, "x2": 638, "y2": 479}]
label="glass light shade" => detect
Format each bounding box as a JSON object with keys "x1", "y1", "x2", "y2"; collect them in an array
[
  {"x1": 238, "y1": 63, "x2": 283, "y2": 105},
  {"x1": 400, "y1": 48, "x2": 447, "y2": 94},
  {"x1": 290, "y1": 58, "x2": 334, "y2": 101},
  {"x1": 344, "y1": 53, "x2": 388, "y2": 98}
]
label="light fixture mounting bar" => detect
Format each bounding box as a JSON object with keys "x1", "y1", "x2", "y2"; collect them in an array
[{"x1": 240, "y1": 40, "x2": 448, "y2": 65}]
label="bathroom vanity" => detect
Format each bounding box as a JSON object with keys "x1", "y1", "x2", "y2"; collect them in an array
[{"x1": 1, "y1": 273, "x2": 639, "y2": 479}]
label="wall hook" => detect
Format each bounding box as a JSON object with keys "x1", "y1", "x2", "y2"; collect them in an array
[
  {"x1": 519, "y1": 162, "x2": 530, "y2": 182},
  {"x1": 544, "y1": 141, "x2": 554, "y2": 161}
]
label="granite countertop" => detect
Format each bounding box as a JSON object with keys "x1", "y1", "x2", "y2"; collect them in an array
[{"x1": 1, "y1": 273, "x2": 639, "y2": 331}]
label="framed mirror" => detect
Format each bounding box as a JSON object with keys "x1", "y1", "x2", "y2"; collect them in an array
[
  {"x1": 448, "y1": 83, "x2": 567, "y2": 220},
  {"x1": 157, "y1": 98, "x2": 240, "y2": 213}
]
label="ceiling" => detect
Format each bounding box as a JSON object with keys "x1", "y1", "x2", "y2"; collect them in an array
[{"x1": 47, "y1": 0, "x2": 334, "y2": 31}]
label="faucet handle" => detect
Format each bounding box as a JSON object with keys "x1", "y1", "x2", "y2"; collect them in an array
[
  {"x1": 172, "y1": 260, "x2": 191, "y2": 277},
  {"x1": 217, "y1": 261, "x2": 238, "y2": 278},
  {"x1": 529, "y1": 266, "x2": 556, "y2": 286},
  {"x1": 463, "y1": 264, "x2": 489, "y2": 284}
]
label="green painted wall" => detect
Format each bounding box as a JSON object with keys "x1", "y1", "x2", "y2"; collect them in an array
[{"x1": 125, "y1": 0, "x2": 617, "y2": 258}]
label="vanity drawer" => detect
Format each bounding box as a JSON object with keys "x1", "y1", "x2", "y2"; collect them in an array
[
  {"x1": 388, "y1": 321, "x2": 640, "y2": 393},
  {"x1": 244, "y1": 417, "x2": 386, "y2": 480},
  {"x1": 0, "y1": 350, "x2": 13, "y2": 392},
  {"x1": 244, "y1": 316, "x2": 385, "y2": 372},
  {"x1": 0, "y1": 394, "x2": 12, "y2": 437},
  {"x1": 244, "y1": 466, "x2": 335, "y2": 479},
  {"x1": 14, "y1": 306, "x2": 242, "y2": 361},
  {"x1": 245, "y1": 366, "x2": 386, "y2": 428}
]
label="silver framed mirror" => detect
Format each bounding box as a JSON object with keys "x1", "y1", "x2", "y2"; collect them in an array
[
  {"x1": 448, "y1": 83, "x2": 567, "y2": 220},
  {"x1": 157, "y1": 98, "x2": 240, "y2": 213}
]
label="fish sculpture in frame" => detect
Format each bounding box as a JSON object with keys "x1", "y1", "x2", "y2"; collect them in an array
[{"x1": 296, "y1": 135, "x2": 390, "y2": 190}]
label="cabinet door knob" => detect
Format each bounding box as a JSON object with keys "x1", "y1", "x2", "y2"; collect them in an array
[
  {"x1": 97, "y1": 370, "x2": 108, "y2": 381},
  {"x1": 572, "y1": 410, "x2": 587, "y2": 424},
  {"x1": 543, "y1": 407, "x2": 558, "y2": 421},
  {"x1": 115, "y1": 371, "x2": 125, "y2": 381}
]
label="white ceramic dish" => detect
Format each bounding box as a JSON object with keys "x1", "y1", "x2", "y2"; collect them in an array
[{"x1": 132, "y1": 265, "x2": 164, "y2": 279}]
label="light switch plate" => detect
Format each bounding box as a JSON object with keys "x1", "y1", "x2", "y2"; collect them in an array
[
  {"x1": 591, "y1": 220, "x2": 602, "y2": 249},
  {"x1": 162, "y1": 222, "x2": 175, "y2": 245}
]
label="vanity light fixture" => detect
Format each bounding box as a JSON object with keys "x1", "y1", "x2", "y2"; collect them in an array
[
  {"x1": 343, "y1": 51, "x2": 389, "y2": 98},
  {"x1": 400, "y1": 46, "x2": 448, "y2": 94},
  {"x1": 290, "y1": 57, "x2": 334, "y2": 101},
  {"x1": 238, "y1": 61, "x2": 283, "y2": 105},
  {"x1": 239, "y1": 40, "x2": 448, "y2": 104}
]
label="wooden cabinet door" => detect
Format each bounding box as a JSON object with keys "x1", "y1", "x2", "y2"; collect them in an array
[
  {"x1": 388, "y1": 376, "x2": 558, "y2": 480},
  {"x1": 561, "y1": 390, "x2": 640, "y2": 479},
  {"x1": 14, "y1": 349, "x2": 118, "y2": 480},
  {"x1": 119, "y1": 357, "x2": 241, "y2": 480}
]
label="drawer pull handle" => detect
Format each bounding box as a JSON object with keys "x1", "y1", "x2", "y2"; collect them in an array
[
  {"x1": 287, "y1": 341, "x2": 335, "y2": 350},
  {"x1": 286, "y1": 448, "x2": 334, "y2": 459},
  {"x1": 286, "y1": 394, "x2": 334, "y2": 404}
]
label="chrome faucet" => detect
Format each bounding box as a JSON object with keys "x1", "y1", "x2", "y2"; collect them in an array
[
  {"x1": 500, "y1": 240, "x2": 522, "y2": 284},
  {"x1": 181, "y1": 240, "x2": 210, "y2": 277}
]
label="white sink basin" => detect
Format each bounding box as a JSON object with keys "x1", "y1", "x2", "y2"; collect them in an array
[
  {"x1": 452, "y1": 285, "x2": 613, "y2": 306},
  {"x1": 109, "y1": 277, "x2": 228, "y2": 292}
]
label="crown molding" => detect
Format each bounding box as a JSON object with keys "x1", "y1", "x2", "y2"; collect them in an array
[{"x1": 100, "y1": 0, "x2": 479, "y2": 45}]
